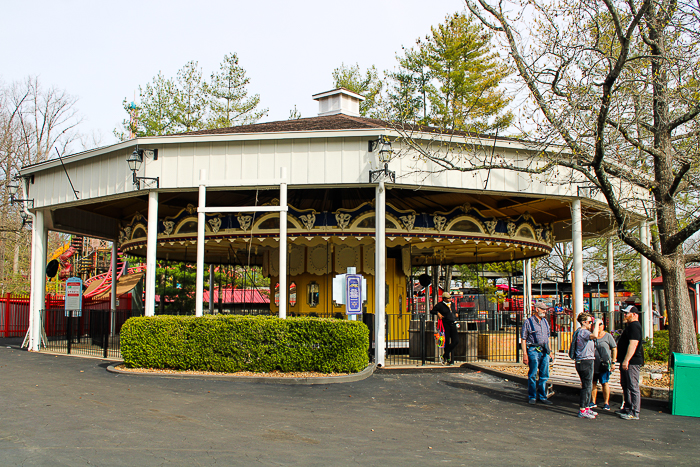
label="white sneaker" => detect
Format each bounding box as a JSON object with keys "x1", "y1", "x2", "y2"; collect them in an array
[
  {"x1": 586, "y1": 407, "x2": 598, "y2": 417},
  {"x1": 578, "y1": 409, "x2": 596, "y2": 419}
]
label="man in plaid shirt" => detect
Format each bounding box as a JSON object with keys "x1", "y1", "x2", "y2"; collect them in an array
[{"x1": 521, "y1": 302, "x2": 554, "y2": 405}]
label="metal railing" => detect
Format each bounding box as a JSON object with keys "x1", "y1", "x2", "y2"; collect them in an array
[{"x1": 43, "y1": 308, "x2": 142, "y2": 358}]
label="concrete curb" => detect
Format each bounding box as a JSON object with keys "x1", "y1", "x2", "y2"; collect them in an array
[
  {"x1": 106, "y1": 362, "x2": 376, "y2": 385},
  {"x1": 376, "y1": 364, "x2": 472, "y2": 374},
  {"x1": 461, "y1": 362, "x2": 670, "y2": 411}
]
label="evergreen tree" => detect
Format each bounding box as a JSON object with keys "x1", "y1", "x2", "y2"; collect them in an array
[
  {"x1": 117, "y1": 53, "x2": 265, "y2": 138},
  {"x1": 385, "y1": 47, "x2": 432, "y2": 124},
  {"x1": 175, "y1": 61, "x2": 207, "y2": 132},
  {"x1": 120, "y1": 72, "x2": 179, "y2": 137},
  {"x1": 205, "y1": 53, "x2": 267, "y2": 128},
  {"x1": 331, "y1": 63, "x2": 383, "y2": 118},
  {"x1": 387, "y1": 11, "x2": 513, "y2": 133}
]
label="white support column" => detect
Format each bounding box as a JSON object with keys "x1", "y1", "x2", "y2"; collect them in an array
[
  {"x1": 29, "y1": 209, "x2": 47, "y2": 351},
  {"x1": 145, "y1": 191, "x2": 159, "y2": 317},
  {"x1": 209, "y1": 263, "x2": 215, "y2": 314},
  {"x1": 640, "y1": 220, "x2": 650, "y2": 338},
  {"x1": 279, "y1": 168, "x2": 288, "y2": 319},
  {"x1": 111, "y1": 239, "x2": 118, "y2": 336},
  {"x1": 525, "y1": 258, "x2": 532, "y2": 312},
  {"x1": 572, "y1": 200, "x2": 584, "y2": 322},
  {"x1": 195, "y1": 170, "x2": 206, "y2": 317},
  {"x1": 375, "y1": 180, "x2": 386, "y2": 367},
  {"x1": 607, "y1": 237, "x2": 615, "y2": 331}
]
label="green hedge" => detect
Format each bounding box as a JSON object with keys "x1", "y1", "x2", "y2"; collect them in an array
[
  {"x1": 644, "y1": 330, "x2": 700, "y2": 362},
  {"x1": 120, "y1": 315, "x2": 369, "y2": 373}
]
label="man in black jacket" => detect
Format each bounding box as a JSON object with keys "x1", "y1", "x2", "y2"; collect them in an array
[{"x1": 432, "y1": 292, "x2": 459, "y2": 365}]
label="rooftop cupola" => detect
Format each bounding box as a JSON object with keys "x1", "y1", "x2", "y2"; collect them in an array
[{"x1": 312, "y1": 88, "x2": 365, "y2": 117}]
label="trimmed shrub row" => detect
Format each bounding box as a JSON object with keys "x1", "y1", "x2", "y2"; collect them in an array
[
  {"x1": 120, "y1": 315, "x2": 369, "y2": 373},
  {"x1": 644, "y1": 330, "x2": 700, "y2": 362}
]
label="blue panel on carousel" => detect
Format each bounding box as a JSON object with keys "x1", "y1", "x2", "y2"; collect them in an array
[{"x1": 346, "y1": 274, "x2": 362, "y2": 315}]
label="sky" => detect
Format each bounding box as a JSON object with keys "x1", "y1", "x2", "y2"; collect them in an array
[{"x1": 2, "y1": 0, "x2": 466, "y2": 148}]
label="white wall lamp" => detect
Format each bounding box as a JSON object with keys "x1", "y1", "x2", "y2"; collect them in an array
[
  {"x1": 127, "y1": 148, "x2": 159, "y2": 189},
  {"x1": 368, "y1": 135, "x2": 395, "y2": 183}
]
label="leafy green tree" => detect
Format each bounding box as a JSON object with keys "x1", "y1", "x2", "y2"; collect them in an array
[
  {"x1": 332, "y1": 63, "x2": 383, "y2": 118},
  {"x1": 205, "y1": 53, "x2": 267, "y2": 128},
  {"x1": 156, "y1": 262, "x2": 209, "y2": 314}
]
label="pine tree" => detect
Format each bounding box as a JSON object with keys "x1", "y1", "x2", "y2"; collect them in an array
[
  {"x1": 387, "y1": 11, "x2": 512, "y2": 133},
  {"x1": 205, "y1": 53, "x2": 267, "y2": 128},
  {"x1": 332, "y1": 63, "x2": 383, "y2": 118},
  {"x1": 175, "y1": 61, "x2": 207, "y2": 132}
]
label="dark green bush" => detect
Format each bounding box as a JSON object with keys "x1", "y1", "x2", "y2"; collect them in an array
[
  {"x1": 120, "y1": 315, "x2": 369, "y2": 373},
  {"x1": 644, "y1": 330, "x2": 700, "y2": 362}
]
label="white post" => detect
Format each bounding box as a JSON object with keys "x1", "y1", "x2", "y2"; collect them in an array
[
  {"x1": 607, "y1": 237, "x2": 615, "y2": 331},
  {"x1": 640, "y1": 220, "x2": 650, "y2": 338},
  {"x1": 111, "y1": 239, "x2": 118, "y2": 335},
  {"x1": 279, "y1": 167, "x2": 288, "y2": 319},
  {"x1": 525, "y1": 258, "x2": 532, "y2": 313},
  {"x1": 29, "y1": 210, "x2": 47, "y2": 351},
  {"x1": 145, "y1": 191, "x2": 158, "y2": 317},
  {"x1": 375, "y1": 180, "x2": 386, "y2": 367},
  {"x1": 111, "y1": 240, "x2": 118, "y2": 310},
  {"x1": 195, "y1": 169, "x2": 206, "y2": 317},
  {"x1": 572, "y1": 200, "x2": 583, "y2": 322},
  {"x1": 209, "y1": 263, "x2": 215, "y2": 314}
]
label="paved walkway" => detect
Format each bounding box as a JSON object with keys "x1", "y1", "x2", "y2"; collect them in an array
[{"x1": 1, "y1": 341, "x2": 699, "y2": 466}]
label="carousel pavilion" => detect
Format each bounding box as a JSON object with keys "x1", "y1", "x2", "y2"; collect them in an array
[{"x1": 18, "y1": 88, "x2": 651, "y2": 365}]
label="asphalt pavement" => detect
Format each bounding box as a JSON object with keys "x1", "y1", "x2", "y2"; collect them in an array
[{"x1": 1, "y1": 341, "x2": 698, "y2": 466}]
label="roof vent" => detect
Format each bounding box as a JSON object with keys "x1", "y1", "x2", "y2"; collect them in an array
[{"x1": 312, "y1": 88, "x2": 365, "y2": 117}]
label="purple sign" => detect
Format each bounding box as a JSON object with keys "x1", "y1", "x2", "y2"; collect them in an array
[{"x1": 346, "y1": 274, "x2": 362, "y2": 315}]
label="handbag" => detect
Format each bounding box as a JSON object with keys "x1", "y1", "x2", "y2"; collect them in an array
[
  {"x1": 434, "y1": 319, "x2": 445, "y2": 349},
  {"x1": 595, "y1": 338, "x2": 610, "y2": 372}
]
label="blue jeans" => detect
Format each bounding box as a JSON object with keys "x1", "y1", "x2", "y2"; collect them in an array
[{"x1": 527, "y1": 347, "x2": 550, "y2": 400}]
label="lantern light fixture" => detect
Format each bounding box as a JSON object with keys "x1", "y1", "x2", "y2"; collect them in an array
[{"x1": 127, "y1": 148, "x2": 159, "y2": 190}]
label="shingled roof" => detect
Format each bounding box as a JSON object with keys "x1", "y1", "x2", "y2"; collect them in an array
[
  {"x1": 173, "y1": 113, "x2": 524, "y2": 144},
  {"x1": 174, "y1": 114, "x2": 388, "y2": 136}
]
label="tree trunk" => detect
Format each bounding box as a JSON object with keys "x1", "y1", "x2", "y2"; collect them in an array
[
  {"x1": 13, "y1": 231, "x2": 20, "y2": 274},
  {"x1": 662, "y1": 254, "x2": 699, "y2": 355}
]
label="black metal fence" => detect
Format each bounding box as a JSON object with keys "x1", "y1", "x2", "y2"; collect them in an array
[
  {"x1": 43, "y1": 308, "x2": 142, "y2": 359},
  {"x1": 382, "y1": 310, "x2": 584, "y2": 366}
]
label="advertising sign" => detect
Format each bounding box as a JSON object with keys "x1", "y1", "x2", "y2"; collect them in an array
[
  {"x1": 65, "y1": 277, "x2": 83, "y2": 317},
  {"x1": 346, "y1": 274, "x2": 362, "y2": 315}
]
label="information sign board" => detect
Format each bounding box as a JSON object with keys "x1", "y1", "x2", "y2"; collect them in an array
[{"x1": 65, "y1": 277, "x2": 83, "y2": 317}]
